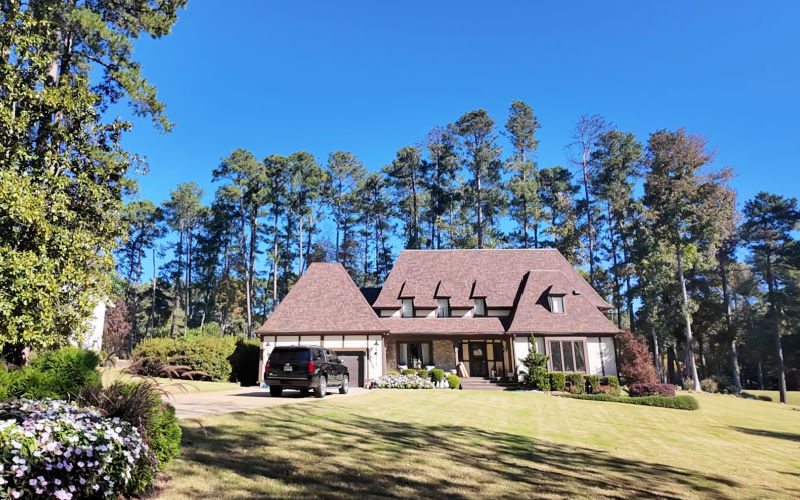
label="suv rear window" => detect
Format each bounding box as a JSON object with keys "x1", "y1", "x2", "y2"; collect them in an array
[{"x1": 270, "y1": 348, "x2": 311, "y2": 362}]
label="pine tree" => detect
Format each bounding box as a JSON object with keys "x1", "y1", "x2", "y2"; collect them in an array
[{"x1": 505, "y1": 100, "x2": 542, "y2": 249}]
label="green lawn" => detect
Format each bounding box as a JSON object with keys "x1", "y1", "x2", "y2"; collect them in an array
[
  {"x1": 157, "y1": 391, "x2": 800, "y2": 499},
  {"x1": 742, "y1": 390, "x2": 800, "y2": 406},
  {"x1": 101, "y1": 367, "x2": 240, "y2": 394}
]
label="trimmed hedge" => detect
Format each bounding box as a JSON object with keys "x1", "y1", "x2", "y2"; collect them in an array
[
  {"x1": 132, "y1": 336, "x2": 237, "y2": 382},
  {"x1": 447, "y1": 374, "x2": 461, "y2": 389},
  {"x1": 417, "y1": 369, "x2": 429, "y2": 380},
  {"x1": 401, "y1": 368, "x2": 417, "y2": 376},
  {"x1": 565, "y1": 373, "x2": 584, "y2": 394},
  {"x1": 548, "y1": 372, "x2": 566, "y2": 391},
  {"x1": 0, "y1": 348, "x2": 101, "y2": 401},
  {"x1": 601, "y1": 375, "x2": 620, "y2": 389},
  {"x1": 431, "y1": 369, "x2": 445, "y2": 383},
  {"x1": 563, "y1": 393, "x2": 699, "y2": 410},
  {"x1": 629, "y1": 382, "x2": 676, "y2": 397},
  {"x1": 584, "y1": 374, "x2": 600, "y2": 394}
]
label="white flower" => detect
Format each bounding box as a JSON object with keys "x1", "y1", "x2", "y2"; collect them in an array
[{"x1": 54, "y1": 489, "x2": 72, "y2": 500}]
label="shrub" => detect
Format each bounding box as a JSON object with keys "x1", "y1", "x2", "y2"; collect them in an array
[
  {"x1": 446, "y1": 374, "x2": 461, "y2": 389},
  {"x1": 584, "y1": 374, "x2": 600, "y2": 394},
  {"x1": 595, "y1": 384, "x2": 620, "y2": 396},
  {"x1": 700, "y1": 378, "x2": 719, "y2": 393},
  {"x1": 417, "y1": 369, "x2": 429, "y2": 380},
  {"x1": 565, "y1": 373, "x2": 585, "y2": 394},
  {"x1": 371, "y1": 374, "x2": 434, "y2": 389},
  {"x1": 29, "y1": 347, "x2": 102, "y2": 398},
  {"x1": 0, "y1": 399, "x2": 156, "y2": 498},
  {"x1": 520, "y1": 336, "x2": 550, "y2": 390},
  {"x1": 629, "y1": 382, "x2": 676, "y2": 397},
  {"x1": 617, "y1": 330, "x2": 658, "y2": 385},
  {"x1": 430, "y1": 368, "x2": 445, "y2": 383},
  {"x1": 229, "y1": 338, "x2": 261, "y2": 386},
  {"x1": 548, "y1": 372, "x2": 566, "y2": 391},
  {"x1": 103, "y1": 298, "x2": 132, "y2": 356},
  {"x1": 387, "y1": 371, "x2": 399, "y2": 376},
  {"x1": 79, "y1": 380, "x2": 182, "y2": 471},
  {"x1": 601, "y1": 375, "x2": 620, "y2": 389},
  {"x1": 562, "y1": 393, "x2": 699, "y2": 410},
  {"x1": 401, "y1": 368, "x2": 417, "y2": 376},
  {"x1": 131, "y1": 336, "x2": 237, "y2": 382}
]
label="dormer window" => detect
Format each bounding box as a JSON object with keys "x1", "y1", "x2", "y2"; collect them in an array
[
  {"x1": 402, "y1": 298, "x2": 414, "y2": 318},
  {"x1": 548, "y1": 295, "x2": 565, "y2": 314},
  {"x1": 438, "y1": 298, "x2": 450, "y2": 318},
  {"x1": 474, "y1": 298, "x2": 486, "y2": 317}
]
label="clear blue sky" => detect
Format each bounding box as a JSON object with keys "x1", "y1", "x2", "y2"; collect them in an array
[{"x1": 122, "y1": 1, "x2": 799, "y2": 223}]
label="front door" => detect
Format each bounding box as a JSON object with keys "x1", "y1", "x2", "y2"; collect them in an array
[{"x1": 468, "y1": 341, "x2": 488, "y2": 377}]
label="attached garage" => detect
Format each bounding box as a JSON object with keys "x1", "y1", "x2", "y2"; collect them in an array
[{"x1": 336, "y1": 351, "x2": 366, "y2": 387}]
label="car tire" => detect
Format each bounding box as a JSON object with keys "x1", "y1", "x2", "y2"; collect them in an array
[
  {"x1": 339, "y1": 375, "x2": 349, "y2": 394},
  {"x1": 269, "y1": 386, "x2": 283, "y2": 397},
  {"x1": 314, "y1": 376, "x2": 327, "y2": 398}
]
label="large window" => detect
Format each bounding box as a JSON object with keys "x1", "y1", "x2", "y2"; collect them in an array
[
  {"x1": 402, "y1": 298, "x2": 414, "y2": 317},
  {"x1": 438, "y1": 298, "x2": 450, "y2": 318},
  {"x1": 548, "y1": 339, "x2": 586, "y2": 373},
  {"x1": 474, "y1": 298, "x2": 486, "y2": 317},
  {"x1": 397, "y1": 342, "x2": 432, "y2": 368}
]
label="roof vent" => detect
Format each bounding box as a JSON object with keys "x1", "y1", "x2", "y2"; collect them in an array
[{"x1": 572, "y1": 290, "x2": 581, "y2": 295}]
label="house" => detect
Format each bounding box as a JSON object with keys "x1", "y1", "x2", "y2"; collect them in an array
[{"x1": 256, "y1": 249, "x2": 620, "y2": 387}]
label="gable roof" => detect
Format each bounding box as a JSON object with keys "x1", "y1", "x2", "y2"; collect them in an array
[
  {"x1": 507, "y1": 270, "x2": 620, "y2": 335},
  {"x1": 372, "y1": 249, "x2": 611, "y2": 311},
  {"x1": 256, "y1": 263, "x2": 387, "y2": 335}
]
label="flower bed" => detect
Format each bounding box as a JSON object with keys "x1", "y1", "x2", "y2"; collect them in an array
[
  {"x1": 0, "y1": 399, "x2": 155, "y2": 499},
  {"x1": 370, "y1": 374, "x2": 434, "y2": 389}
]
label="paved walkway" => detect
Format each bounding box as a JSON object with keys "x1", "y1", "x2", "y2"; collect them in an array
[{"x1": 168, "y1": 387, "x2": 369, "y2": 418}]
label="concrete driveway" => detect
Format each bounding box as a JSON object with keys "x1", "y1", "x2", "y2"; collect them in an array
[{"x1": 169, "y1": 387, "x2": 369, "y2": 418}]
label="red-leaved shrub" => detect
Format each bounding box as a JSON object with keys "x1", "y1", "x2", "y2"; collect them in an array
[
  {"x1": 103, "y1": 298, "x2": 131, "y2": 355},
  {"x1": 629, "y1": 383, "x2": 676, "y2": 397},
  {"x1": 617, "y1": 330, "x2": 658, "y2": 385}
]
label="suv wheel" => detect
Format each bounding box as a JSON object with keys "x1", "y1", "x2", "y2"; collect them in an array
[
  {"x1": 314, "y1": 376, "x2": 327, "y2": 398},
  {"x1": 269, "y1": 386, "x2": 283, "y2": 397},
  {"x1": 339, "y1": 375, "x2": 349, "y2": 394}
]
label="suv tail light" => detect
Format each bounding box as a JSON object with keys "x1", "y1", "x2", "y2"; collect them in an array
[
  {"x1": 308, "y1": 360, "x2": 315, "y2": 374},
  {"x1": 265, "y1": 361, "x2": 270, "y2": 373}
]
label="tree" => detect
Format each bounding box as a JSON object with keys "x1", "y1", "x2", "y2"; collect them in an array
[
  {"x1": 505, "y1": 100, "x2": 542, "y2": 248},
  {"x1": 741, "y1": 192, "x2": 800, "y2": 404},
  {"x1": 452, "y1": 110, "x2": 504, "y2": 248},
  {"x1": 0, "y1": 0, "x2": 185, "y2": 364},
  {"x1": 643, "y1": 128, "x2": 714, "y2": 391},
  {"x1": 384, "y1": 146, "x2": 425, "y2": 249},
  {"x1": 537, "y1": 166, "x2": 582, "y2": 263},
  {"x1": 568, "y1": 115, "x2": 608, "y2": 284},
  {"x1": 103, "y1": 299, "x2": 132, "y2": 356},
  {"x1": 286, "y1": 151, "x2": 327, "y2": 277},
  {"x1": 422, "y1": 127, "x2": 459, "y2": 249},
  {"x1": 326, "y1": 152, "x2": 366, "y2": 275},
  {"x1": 617, "y1": 330, "x2": 659, "y2": 385}
]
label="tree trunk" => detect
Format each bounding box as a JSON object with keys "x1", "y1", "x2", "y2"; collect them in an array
[
  {"x1": 476, "y1": 171, "x2": 483, "y2": 249},
  {"x1": 651, "y1": 320, "x2": 662, "y2": 382},
  {"x1": 241, "y1": 214, "x2": 252, "y2": 339},
  {"x1": 298, "y1": 215, "x2": 304, "y2": 276},
  {"x1": 580, "y1": 157, "x2": 595, "y2": 283},
  {"x1": 667, "y1": 345, "x2": 677, "y2": 385},
  {"x1": 757, "y1": 359, "x2": 764, "y2": 390},
  {"x1": 148, "y1": 248, "x2": 157, "y2": 338},
  {"x1": 718, "y1": 251, "x2": 742, "y2": 393},
  {"x1": 765, "y1": 255, "x2": 787, "y2": 404},
  {"x1": 411, "y1": 172, "x2": 419, "y2": 249},
  {"x1": 676, "y1": 237, "x2": 701, "y2": 391}
]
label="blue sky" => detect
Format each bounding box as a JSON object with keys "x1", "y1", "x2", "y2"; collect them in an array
[{"x1": 122, "y1": 1, "x2": 799, "y2": 231}]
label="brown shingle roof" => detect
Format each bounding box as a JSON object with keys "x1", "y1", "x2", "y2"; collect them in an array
[
  {"x1": 507, "y1": 270, "x2": 621, "y2": 335},
  {"x1": 256, "y1": 263, "x2": 387, "y2": 335},
  {"x1": 380, "y1": 317, "x2": 506, "y2": 336},
  {"x1": 373, "y1": 249, "x2": 611, "y2": 311}
]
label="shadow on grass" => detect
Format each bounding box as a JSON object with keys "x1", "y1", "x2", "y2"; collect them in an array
[
  {"x1": 741, "y1": 392, "x2": 773, "y2": 402},
  {"x1": 171, "y1": 403, "x2": 754, "y2": 499},
  {"x1": 728, "y1": 426, "x2": 800, "y2": 443}
]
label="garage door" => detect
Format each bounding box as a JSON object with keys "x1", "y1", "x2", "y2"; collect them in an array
[{"x1": 338, "y1": 351, "x2": 365, "y2": 387}]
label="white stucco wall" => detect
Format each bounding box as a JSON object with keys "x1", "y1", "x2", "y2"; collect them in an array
[
  {"x1": 601, "y1": 337, "x2": 617, "y2": 376},
  {"x1": 487, "y1": 308, "x2": 511, "y2": 317},
  {"x1": 513, "y1": 336, "x2": 544, "y2": 374},
  {"x1": 380, "y1": 309, "x2": 401, "y2": 317},
  {"x1": 74, "y1": 300, "x2": 105, "y2": 352}
]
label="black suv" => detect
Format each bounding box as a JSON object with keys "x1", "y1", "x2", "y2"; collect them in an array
[{"x1": 264, "y1": 346, "x2": 349, "y2": 398}]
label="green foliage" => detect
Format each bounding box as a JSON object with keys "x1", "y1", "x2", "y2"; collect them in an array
[
  {"x1": 700, "y1": 378, "x2": 719, "y2": 393},
  {"x1": 416, "y1": 369, "x2": 429, "y2": 380},
  {"x1": 387, "y1": 371, "x2": 399, "y2": 376},
  {"x1": 446, "y1": 374, "x2": 461, "y2": 389},
  {"x1": 584, "y1": 374, "x2": 600, "y2": 394},
  {"x1": 430, "y1": 368, "x2": 445, "y2": 383},
  {"x1": 229, "y1": 338, "x2": 261, "y2": 386},
  {"x1": 565, "y1": 373, "x2": 585, "y2": 394},
  {"x1": 548, "y1": 372, "x2": 566, "y2": 391},
  {"x1": 521, "y1": 337, "x2": 550, "y2": 390},
  {"x1": 601, "y1": 375, "x2": 620, "y2": 389},
  {"x1": 564, "y1": 393, "x2": 699, "y2": 410},
  {"x1": 30, "y1": 347, "x2": 102, "y2": 397},
  {"x1": 132, "y1": 336, "x2": 237, "y2": 382},
  {"x1": 401, "y1": 368, "x2": 417, "y2": 376}
]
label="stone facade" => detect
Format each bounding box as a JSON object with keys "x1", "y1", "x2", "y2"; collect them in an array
[
  {"x1": 432, "y1": 339, "x2": 457, "y2": 371},
  {"x1": 385, "y1": 338, "x2": 397, "y2": 372}
]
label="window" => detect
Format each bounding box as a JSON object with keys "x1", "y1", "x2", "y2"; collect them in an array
[
  {"x1": 397, "y1": 342, "x2": 432, "y2": 368},
  {"x1": 326, "y1": 350, "x2": 338, "y2": 362},
  {"x1": 548, "y1": 295, "x2": 565, "y2": 313},
  {"x1": 402, "y1": 298, "x2": 414, "y2": 317},
  {"x1": 548, "y1": 340, "x2": 586, "y2": 373},
  {"x1": 438, "y1": 298, "x2": 450, "y2": 318},
  {"x1": 474, "y1": 298, "x2": 486, "y2": 316}
]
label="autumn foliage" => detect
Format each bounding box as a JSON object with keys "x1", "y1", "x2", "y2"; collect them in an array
[{"x1": 617, "y1": 330, "x2": 658, "y2": 385}]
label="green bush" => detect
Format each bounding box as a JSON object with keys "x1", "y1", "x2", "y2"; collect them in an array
[
  {"x1": 565, "y1": 373, "x2": 584, "y2": 394},
  {"x1": 417, "y1": 369, "x2": 429, "y2": 380},
  {"x1": 548, "y1": 372, "x2": 566, "y2": 391},
  {"x1": 446, "y1": 374, "x2": 461, "y2": 389},
  {"x1": 584, "y1": 374, "x2": 600, "y2": 394},
  {"x1": 431, "y1": 368, "x2": 445, "y2": 383},
  {"x1": 601, "y1": 375, "x2": 620, "y2": 389},
  {"x1": 229, "y1": 338, "x2": 261, "y2": 386},
  {"x1": 132, "y1": 336, "x2": 237, "y2": 382},
  {"x1": 30, "y1": 347, "x2": 101, "y2": 398},
  {"x1": 520, "y1": 336, "x2": 550, "y2": 390},
  {"x1": 563, "y1": 393, "x2": 699, "y2": 410},
  {"x1": 700, "y1": 378, "x2": 718, "y2": 393},
  {"x1": 401, "y1": 368, "x2": 417, "y2": 376},
  {"x1": 388, "y1": 371, "x2": 399, "y2": 376}
]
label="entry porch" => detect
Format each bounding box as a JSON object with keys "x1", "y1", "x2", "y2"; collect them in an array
[{"x1": 385, "y1": 335, "x2": 515, "y2": 380}]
